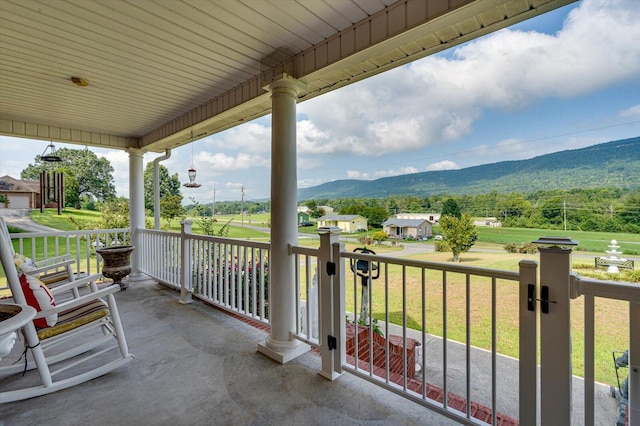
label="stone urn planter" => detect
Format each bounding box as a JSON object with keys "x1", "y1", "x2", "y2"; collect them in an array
[
  {"x1": 0, "y1": 304, "x2": 36, "y2": 361},
  {"x1": 96, "y1": 245, "x2": 135, "y2": 290}
]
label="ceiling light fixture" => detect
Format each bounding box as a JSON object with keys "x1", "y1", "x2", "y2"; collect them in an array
[{"x1": 71, "y1": 77, "x2": 89, "y2": 87}]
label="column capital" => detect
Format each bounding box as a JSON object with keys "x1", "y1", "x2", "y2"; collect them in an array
[
  {"x1": 126, "y1": 147, "x2": 146, "y2": 157},
  {"x1": 265, "y1": 73, "x2": 307, "y2": 96}
]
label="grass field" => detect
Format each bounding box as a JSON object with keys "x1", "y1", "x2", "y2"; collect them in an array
[{"x1": 5, "y1": 208, "x2": 637, "y2": 386}]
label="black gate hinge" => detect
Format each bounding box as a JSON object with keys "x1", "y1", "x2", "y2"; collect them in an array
[
  {"x1": 528, "y1": 284, "x2": 556, "y2": 314},
  {"x1": 328, "y1": 335, "x2": 337, "y2": 350},
  {"x1": 326, "y1": 262, "x2": 336, "y2": 276}
]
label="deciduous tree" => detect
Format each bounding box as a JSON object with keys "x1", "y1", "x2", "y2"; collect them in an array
[
  {"x1": 160, "y1": 195, "x2": 185, "y2": 227},
  {"x1": 143, "y1": 163, "x2": 182, "y2": 211},
  {"x1": 21, "y1": 147, "x2": 116, "y2": 207},
  {"x1": 439, "y1": 213, "x2": 477, "y2": 262},
  {"x1": 441, "y1": 198, "x2": 461, "y2": 218}
]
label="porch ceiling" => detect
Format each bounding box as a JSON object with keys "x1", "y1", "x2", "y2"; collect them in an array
[{"x1": 0, "y1": 0, "x2": 574, "y2": 153}]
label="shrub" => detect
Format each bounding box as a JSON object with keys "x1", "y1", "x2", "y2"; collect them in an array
[
  {"x1": 434, "y1": 241, "x2": 449, "y2": 252},
  {"x1": 504, "y1": 242, "x2": 518, "y2": 253},
  {"x1": 371, "y1": 231, "x2": 388, "y2": 244},
  {"x1": 518, "y1": 242, "x2": 539, "y2": 254},
  {"x1": 504, "y1": 242, "x2": 538, "y2": 254},
  {"x1": 623, "y1": 269, "x2": 640, "y2": 283}
]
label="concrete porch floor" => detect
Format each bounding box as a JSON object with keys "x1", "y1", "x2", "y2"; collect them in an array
[{"x1": 1, "y1": 280, "x2": 459, "y2": 426}]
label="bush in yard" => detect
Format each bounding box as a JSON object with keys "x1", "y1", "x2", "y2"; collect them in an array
[
  {"x1": 371, "y1": 231, "x2": 388, "y2": 244},
  {"x1": 518, "y1": 242, "x2": 538, "y2": 254},
  {"x1": 504, "y1": 242, "x2": 518, "y2": 253},
  {"x1": 504, "y1": 242, "x2": 538, "y2": 254}
]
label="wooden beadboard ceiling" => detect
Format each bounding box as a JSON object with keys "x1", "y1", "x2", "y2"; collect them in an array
[{"x1": 0, "y1": 0, "x2": 574, "y2": 153}]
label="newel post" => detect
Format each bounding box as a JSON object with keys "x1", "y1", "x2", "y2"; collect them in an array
[
  {"x1": 180, "y1": 220, "x2": 193, "y2": 304},
  {"x1": 630, "y1": 302, "x2": 640, "y2": 425},
  {"x1": 318, "y1": 226, "x2": 344, "y2": 380},
  {"x1": 534, "y1": 237, "x2": 578, "y2": 426}
]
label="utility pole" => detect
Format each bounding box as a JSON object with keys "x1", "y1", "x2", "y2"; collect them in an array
[
  {"x1": 563, "y1": 200, "x2": 567, "y2": 231},
  {"x1": 212, "y1": 188, "x2": 216, "y2": 217},
  {"x1": 241, "y1": 185, "x2": 245, "y2": 228}
]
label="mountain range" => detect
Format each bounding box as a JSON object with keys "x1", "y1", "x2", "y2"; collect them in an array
[{"x1": 297, "y1": 137, "x2": 640, "y2": 200}]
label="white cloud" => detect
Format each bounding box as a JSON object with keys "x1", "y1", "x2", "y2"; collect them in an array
[
  {"x1": 205, "y1": 122, "x2": 271, "y2": 154},
  {"x1": 346, "y1": 166, "x2": 420, "y2": 180},
  {"x1": 297, "y1": 177, "x2": 327, "y2": 188},
  {"x1": 425, "y1": 161, "x2": 460, "y2": 171},
  {"x1": 297, "y1": 0, "x2": 640, "y2": 159},
  {"x1": 195, "y1": 152, "x2": 269, "y2": 173},
  {"x1": 620, "y1": 104, "x2": 640, "y2": 119}
]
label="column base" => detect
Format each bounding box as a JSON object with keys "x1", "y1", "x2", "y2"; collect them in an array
[
  {"x1": 318, "y1": 370, "x2": 342, "y2": 381},
  {"x1": 126, "y1": 271, "x2": 149, "y2": 282},
  {"x1": 258, "y1": 337, "x2": 310, "y2": 364}
]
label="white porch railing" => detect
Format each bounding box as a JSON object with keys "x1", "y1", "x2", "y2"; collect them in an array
[
  {"x1": 138, "y1": 224, "x2": 271, "y2": 324},
  {"x1": 7, "y1": 228, "x2": 130, "y2": 280},
  {"x1": 336, "y1": 248, "x2": 530, "y2": 425},
  {"x1": 7, "y1": 224, "x2": 637, "y2": 425},
  {"x1": 570, "y1": 274, "x2": 640, "y2": 426},
  {"x1": 290, "y1": 244, "x2": 321, "y2": 347},
  {"x1": 138, "y1": 228, "x2": 182, "y2": 291}
]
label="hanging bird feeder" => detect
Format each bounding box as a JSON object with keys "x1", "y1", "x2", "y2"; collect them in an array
[
  {"x1": 40, "y1": 143, "x2": 62, "y2": 162},
  {"x1": 183, "y1": 130, "x2": 202, "y2": 188}
]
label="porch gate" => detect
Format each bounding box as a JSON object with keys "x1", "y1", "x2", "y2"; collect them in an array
[{"x1": 521, "y1": 242, "x2": 639, "y2": 426}]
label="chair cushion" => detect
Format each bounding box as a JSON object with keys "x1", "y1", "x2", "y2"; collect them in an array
[
  {"x1": 37, "y1": 299, "x2": 109, "y2": 340},
  {"x1": 19, "y1": 273, "x2": 57, "y2": 328},
  {"x1": 14, "y1": 253, "x2": 37, "y2": 273}
]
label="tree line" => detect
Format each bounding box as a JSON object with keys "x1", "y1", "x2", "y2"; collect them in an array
[
  {"x1": 304, "y1": 187, "x2": 640, "y2": 233},
  {"x1": 21, "y1": 147, "x2": 639, "y2": 233}
]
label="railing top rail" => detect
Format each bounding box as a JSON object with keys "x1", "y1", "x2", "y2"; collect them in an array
[
  {"x1": 186, "y1": 233, "x2": 271, "y2": 250},
  {"x1": 9, "y1": 228, "x2": 131, "y2": 239},
  {"x1": 340, "y1": 250, "x2": 520, "y2": 281},
  {"x1": 139, "y1": 229, "x2": 173, "y2": 236},
  {"x1": 289, "y1": 244, "x2": 320, "y2": 257},
  {"x1": 571, "y1": 272, "x2": 640, "y2": 303}
]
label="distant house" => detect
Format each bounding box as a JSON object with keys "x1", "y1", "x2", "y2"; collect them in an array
[
  {"x1": 0, "y1": 175, "x2": 40, "y2": 209},
  {"x1": 382, "y1": 218, "x2": 433, "y2": 239},
  {"x1": 317, "y1": 214, "x2": 367, "y2": 233},
  {"x1": 396, "y1": 212, "x2": 441, "y2": 223},
  {"x1": 297, "y1": 212, "x2": 310, "y2": 224},
  {"x1": 297, "y1": 205, "x2": 310, "y2": 213},
  {"x1": 474, "y1": 217, "x2": 502, "y2": 227},
  {"x1": 318, "y1": 205, "x2": 334, "y2": 214}
]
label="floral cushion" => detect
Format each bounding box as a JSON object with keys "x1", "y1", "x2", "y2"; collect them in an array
[
  {"x1": 19, "y1": 273, "x2": 57, "y2": 328},
  {"x1": 14, "y1": 253, "x2": 38, "y2": 273}
]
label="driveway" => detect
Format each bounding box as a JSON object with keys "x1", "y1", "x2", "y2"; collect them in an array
[{"x1": 0, "y1": 209, "x2": 58, "y2": 233}]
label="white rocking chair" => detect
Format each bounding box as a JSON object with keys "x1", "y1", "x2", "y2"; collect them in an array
[
  {"x1": 0, "y1": 218, "x2": 132, "y2": 403},
  {"x1": 0, "y1": 218, "x2": 84, "y2": 297}
]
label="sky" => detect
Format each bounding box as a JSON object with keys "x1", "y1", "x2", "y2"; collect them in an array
[{"x1": 1, "y1": 0, "x2": 639, "y2": 203}]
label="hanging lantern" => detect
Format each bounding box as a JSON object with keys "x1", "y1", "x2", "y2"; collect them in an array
[{"x1": 40, "y1": 143, "x2": 62, "y2": 162}]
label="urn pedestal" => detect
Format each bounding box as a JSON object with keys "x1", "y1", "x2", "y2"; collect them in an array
[{"x1": 96, "y1": 245, "x2": 135, "y2": 290}]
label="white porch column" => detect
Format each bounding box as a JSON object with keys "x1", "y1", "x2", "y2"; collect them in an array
[
  {"x1": 127, "y1": 147, "x2": 146, "y2": 282},
  {"x1": 258, "y1": 74, "x2": 309, "y2": 363}
]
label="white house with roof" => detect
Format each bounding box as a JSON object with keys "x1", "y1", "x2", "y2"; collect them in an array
[
  {"x1": 317, "y1": 214, "x2": 367, "y2": 233},
  {"x1": 0, "y1": 176, "x2": 40, "y2": 209},
  {"x1": 396, "y1": 212, "x2": 441, "y2": 223},
  {"x1": 382, "y1": 218, "x2": 433, "y2": 239}
]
